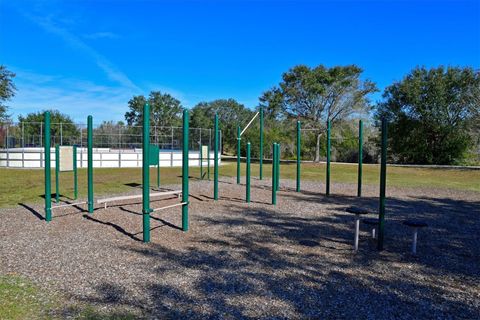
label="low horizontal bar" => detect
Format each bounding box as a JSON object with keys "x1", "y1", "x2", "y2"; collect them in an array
[
  {"x1": 97, "y1": 190, "x2": 182, "y2": 204},
  {"x1": 51, "y1": 201, "x2": 87, "y2": 210},
  {"x1": 151, "y1": 202, "x2": 187, "y2": 212}
]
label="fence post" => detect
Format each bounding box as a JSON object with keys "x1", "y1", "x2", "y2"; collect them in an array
[
  {"x1": 207, "y1": 142, "x2": 211, "y2": 180},
  {"x1": 237, "y1": 125, "x2": 241, "y2": 184},
  {"x1": 214, "y1": 114, "x2": 219, "y2": 200},
  {"x1": 296, "y1": 121, "x2": 301, "y2": 192},
  {"x1": 357, "y1": 119, "x2": 363, "y2": 197},
  {"x1": 200, "y1": 143, "x2": 203, "y2": 180},
  {"x1": 182, "y1": 109, "x2": 189, "y2": 231},
  {"x1": 142, "y1": 103, "x2": 151, "y2": 243},
  {"x1": 44, "y1": 112, "x2": 52, "y2": 222},
  {"x1": 259, "y1": 106, "x2": 264, "y2": 180},
  {"x1": 87, "y1": 115, "x2": 94, "y2": 214},
  {"x1": 246, "y1": 142, "x2": 251, "y2": 203},
  {"x1": 60, "y1": 123, "x2": 63, "y2": 145},
  {"x1": 326, "y1": 120, "x2": 331, "y2": 196},
  {"x1": 378, "y1": 119, "x2": 388, "y2": 251}
]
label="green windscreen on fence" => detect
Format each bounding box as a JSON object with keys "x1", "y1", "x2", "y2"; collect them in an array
[{"x1": 149, "y1": 144, "x2": 159, "y2": 165}]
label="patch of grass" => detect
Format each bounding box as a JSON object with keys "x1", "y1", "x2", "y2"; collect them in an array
[
  {"x1": 0, "y1": 162, "x2": 478, "y2": 208},
  {"x1": 0, "y1": 275, "x2": 52, "y2": 319}
]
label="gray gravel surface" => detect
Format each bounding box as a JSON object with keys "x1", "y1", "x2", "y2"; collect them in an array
[{"x1": 1, "y1": 177, "x2": 479, "y2": 319}]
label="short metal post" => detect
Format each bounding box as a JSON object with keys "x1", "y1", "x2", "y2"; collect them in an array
[
  {"x1": 358, "y1": 119, "x2": 363, "y2": 197},
  {"x1": 326, "y1": 120, "x2": 331, "y2": 196},
  {"x1": 214, "y1": 114, "x2": 219, "y2": 201},
  {"x1": 55, "y1": 144, "x2": 59, "y2": 203},
  {"x1": 236, "y1": 125, "x2": 241, "y2": 184},
  {"x1": 412, "y1": 228, "x2": 418, "y2": 254},
  {"x1": 354, "y1": 215, "x2": 360, "y2": 251},
  {"x1": 142, "y1": 103, "x2": 151, "y2": 243},
  {"x1": 276, "y1": 143, "x2": 280, "y2": 191},
  {"x1": 44, "y1": 112, "x2": 52, "y2": 222},
  {"x1": 182, "y1": 109, "x2": 189, "y2": 231},
  {"x1": 246, "y1": 142, "x2": 251, "y2": 203}
]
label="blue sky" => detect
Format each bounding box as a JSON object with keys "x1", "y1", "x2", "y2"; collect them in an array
[{"x1": 1, "y1": 0, "x2": 479, "y2": 123}]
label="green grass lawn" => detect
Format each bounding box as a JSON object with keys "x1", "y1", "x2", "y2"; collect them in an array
[{"x1": 0, "y1": 162, "x2": 478, "y2": 208}]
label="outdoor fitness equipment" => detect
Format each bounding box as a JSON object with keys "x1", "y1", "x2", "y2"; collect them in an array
[
  {"x1": 236, "y1": 107, "x2": 264, "y2": 184},
  {"x1": 44, "y1": 111, "x2": 94, "y2": 222},
  {"x1": 295, "y1": 119, "x2": 364, "y2": 197},
  {"x1": 141, "y1": 103, "x2": 189, "y2": 243}
]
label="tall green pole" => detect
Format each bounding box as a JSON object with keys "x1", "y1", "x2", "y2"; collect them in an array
[
  {"x1": 246, "y1": 142, "x2": 251, "y2": 203},
  {"x1": 207, "y1": 143, "x2": 211, "y2": 180},
  {"x1": 296, "y1": 121, "x2": 301, "y2": 192},
  {"x1": 259, "y1": 106, "x2": 264, "y2": 180},
  {"x1": 87, "y1": 115, "x2": 94, "y2": 214},
  {"x1": 182, "y1": 109, "x2": 189, "y2": 231},
  {"x1": 271, "y1": 143, "x2": 277, "y2": 205},
  {"x1": 236, "y1": 125, "x2": 241, "y2": 184},
  {"x1": 326, "y1": 120, "x2": 331, "y2": 196},
  {"x1": 357, "y1": 120, "x2": 363, "y2": 197},
  {"x1": 378, "y1": 119, "x2": 388, "y2": 251},
  {"x1": 44, "y1": 111, "x2": 52, "y2": 222},
  {"x1": 55, "y1": 144, "x2": 60, "y2": 203},
  {"x1": 200, "y1": 143, "x2": 203, "y2": 180},
  {"x1": 214, "y1": 114, "x2": 219, "y2": 200},
  {"x1": 142, "y1": 103, "x2": 151, "y2": 243},
  {"x1": 73, "y1": 145, "x2": 78, "y2": 200},
  {"x1": 276, "y1": 143, "x2": 280, "y2": 191}
]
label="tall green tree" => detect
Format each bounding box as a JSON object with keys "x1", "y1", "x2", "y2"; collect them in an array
[
  {"x1": 18, "y1": 110, "x2": 79, "y2": 146},
  {"x1": 125, "y1": 91, "x2": 183, "y2": 128},
  {"x1": 190, "y1": 99, "x2": 254, "y2": 154},
  {"x1": 0, "y1": 65, "x2": 16, "y2": 123},
  {"x1": 260, "y1": 64, "x2": 377, "y2": 161},
  {"x1": 376, "y1": 66, "x2": 480, "y2": 165}
]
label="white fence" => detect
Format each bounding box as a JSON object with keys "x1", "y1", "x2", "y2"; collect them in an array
[{"x1": 0, "y1": 148, "x2": 220, "y2": 168}]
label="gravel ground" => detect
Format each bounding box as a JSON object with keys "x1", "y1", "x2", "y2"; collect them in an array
[{"x1": 1, "y1": 177, "x2": 479, "y2": 319}]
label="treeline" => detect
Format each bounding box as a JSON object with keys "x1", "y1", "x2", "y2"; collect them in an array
[{"x1": 2, "y1": 64, "x2": 479, "y2": 165}]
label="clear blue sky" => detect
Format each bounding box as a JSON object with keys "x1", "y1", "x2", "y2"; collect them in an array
[{"x1": 1, "y1": 0, "x2": 479, "y2": 123}]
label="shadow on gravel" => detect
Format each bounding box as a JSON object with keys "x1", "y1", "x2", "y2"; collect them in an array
[
  {"x1": 70, "y1": 191, "x2": 479, "y2": 319},
  {"x1": 18, "y1": 202, "x2": 44, "y2": 220}
]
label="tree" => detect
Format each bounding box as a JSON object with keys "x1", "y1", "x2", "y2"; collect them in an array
[
  {"x1": 190, "y1": 99, "x2": 254, "y2": 154},
  {"x1": 260, "y1": 64, "x2": 377, "y2": 161},
  {"x1": 376, "y1": 66, "x2": 480, "y2": 165},
  {"x1": 18, "y1": 110, "x2": 79, "y2": 146},
  {"x1": 124, "y1": 91, "x2": 183, "y2": 128},
  {"x1": 0, "y1": 65, "x2": 16, "y2": 123}
]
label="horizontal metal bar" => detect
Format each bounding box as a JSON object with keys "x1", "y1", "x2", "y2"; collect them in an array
[
  {"x1": 97, "y1": 190, "x2": 182, "y2": 204},
  {"x1": 51, "y1": 201, "x2": 87, "y2": 210},
  {"x1": 152, "y1": 202, "x2": 187, "y2": 212}
]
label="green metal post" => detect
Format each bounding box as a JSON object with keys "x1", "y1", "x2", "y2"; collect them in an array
[
  {"x1": 259, "y1": 106, "x2": 264, "y2": 180},
  {"x1": 142, "y1": 103, "x2": 151, "y2": 243},
  {"x1": 200, "y1": 143, "x2": 203, "y2": 180},
  {"x1": 87, "y1": 115, "x2": 94, "y2": 213},
  {"x1": 55, "y1": 144, "x2": 59, "y2": 203},
  {"x1": 207, "y1": 143, "x2": 211, "y2": 180},
  {"x1": 296, "y1": 121, "x2": 301, "y2": 192},
  {"x1": 157, "y1": 163, "x2": 160, "y2": 188},
  {"x1": 236, "y1": 125, "x2": 241, "y2": 184},
  {"x1": 378, "y1": 119, "x2": 388, "y2": 251},
  {"x1": 357, "y1": 120, "x2": 363, "y2": 197},
  {"x1": 246, "y1": 142, "x2": 251, "y2": 203},
  {"x1": 182, "y1": 109, "x2": 189, "y2": 231},
  {"x1": 73, "y1": 145, "x2": 78, "y2": 200},
  {"x1": 271, "y1": 143, "x2": 277, "y2": 205},
  {"x1": 276, "y1": 143, "x2": 280, "y2": 191},
  {"x1": 326, "y1": 120, "x2": 331, "y2": 196},
  {"x1": 214, "y1": 114, "x2": 219, "y2": 200},
  {"x1": 44, "y1": 111, "x2": 52, "y2": 222}
]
